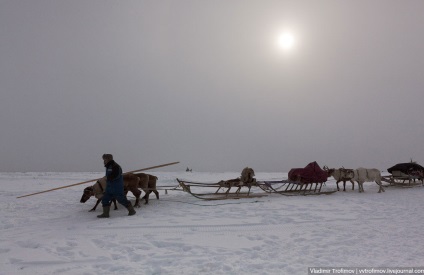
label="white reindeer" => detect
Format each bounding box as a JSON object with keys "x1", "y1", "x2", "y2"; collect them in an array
[{"x1": 353, "y1": 168, "x2": 385, "y2": 193}]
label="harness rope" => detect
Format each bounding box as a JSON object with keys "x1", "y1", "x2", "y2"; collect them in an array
[{"x1": 96, "y1": 181, "x2": 104, "y2": 192}]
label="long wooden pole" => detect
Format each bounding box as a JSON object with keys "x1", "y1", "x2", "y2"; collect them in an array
[{"x1": 16, "y1": 161, "x2": 179, "y2": 199}]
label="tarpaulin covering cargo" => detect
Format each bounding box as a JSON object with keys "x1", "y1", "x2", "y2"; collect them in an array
[
  {"x1": 387, "y1": 163, "x2": 424, "y2": 175},
  {"x1": 288, "y1": 161, "x2": 328, "y2": 183}
]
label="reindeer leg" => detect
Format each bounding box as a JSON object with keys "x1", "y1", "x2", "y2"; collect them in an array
[
  {"x1": 336, "y1": 180, "x2": 340, "y2": 191},
  {"x1": 133, "y1": 188, "x2": 142, "y2": 207},
  {"x1": 112, "y1": 199, "x2": 118, "y2": 210},
  {"x1": 351, "y1": 180, "x2": 355, "y2": 190},
  {"x1": 376, "y1": 181, "x2": 381, "y2": 193},
  {"x1": 90, "y1": 199, "x2": 101, "y2": 212},
  {"x1": 143, "y1": 191, "x2": 150, "y2": 204},
  {"x1": 359, "y1": 182, "x2": 364, "y2": 193},
  {"x1": 376, "y1": 181, "x2": 385, "y2": 193},
  {"x1": 140, "y1": 193, "x2": 146, "y2": 203},
  {"x1": 343, "y1": 181, "x2": 347, "y2": 192}
]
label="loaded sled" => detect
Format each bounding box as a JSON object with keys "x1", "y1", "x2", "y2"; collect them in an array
[
  {"x1": 258, "y1": 162, "x2": 336, "y2": 196},
  {"x1": 382, "y1": 162, "x2": 424, "y2": 187}
]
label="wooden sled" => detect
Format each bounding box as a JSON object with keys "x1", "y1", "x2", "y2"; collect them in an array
[
  {"x1": 257, "y1": 180, "x2": 336, "y2": 196},
  {"x1": 383, "y1": 163, "x2": 424, "y2": 188},
  {"x1": 176, "y1": 179, "x2": 267, "y2": 200},
  {"x1": 381, "y1": 173, "x2": 424, "y2": 188}
]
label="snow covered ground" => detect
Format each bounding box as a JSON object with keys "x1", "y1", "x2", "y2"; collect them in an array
[{"x1": 1, "y1": 170, "x2": 424, "y2": 275}]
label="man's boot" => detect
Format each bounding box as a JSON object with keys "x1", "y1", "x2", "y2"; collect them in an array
[
  {"x1": 97, "y1": 206, "x2": 110, "y2": 218},
  {"x1": 126, "y1": 203, "x2": 136, "y2": 216}
]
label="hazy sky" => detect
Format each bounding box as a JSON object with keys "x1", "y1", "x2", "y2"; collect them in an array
[{"x1": 1, "y1": 0, "x2": 424, "y2": 173}]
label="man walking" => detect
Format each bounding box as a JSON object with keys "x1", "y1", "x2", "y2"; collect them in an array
[{"x1": 97, "y1": 154, "x2": 136, "y2": 218}]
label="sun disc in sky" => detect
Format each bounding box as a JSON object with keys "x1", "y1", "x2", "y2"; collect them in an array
[{"x1": 277, "y1": 32, "x2": 295, "y2": 50}]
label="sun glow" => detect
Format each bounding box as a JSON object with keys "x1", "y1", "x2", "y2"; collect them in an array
[{"x1": 277, "y1": 32, "x2": 295, "y2": 50}]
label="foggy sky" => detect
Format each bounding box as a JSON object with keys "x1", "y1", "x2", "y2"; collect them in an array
[{"x1": 1, "y1": 0, "x2": 424, "y2": 173}]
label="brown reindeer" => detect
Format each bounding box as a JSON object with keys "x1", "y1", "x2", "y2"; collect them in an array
[
  {"x1": 134, "y1": 173, "x2": 159, "y2": 204},
  {"x1": 80, "y1": 182, "x2": 117, "y2": 212},
  {"x1": 80, "y1": 173, "x2": 142, "y2": 211}
]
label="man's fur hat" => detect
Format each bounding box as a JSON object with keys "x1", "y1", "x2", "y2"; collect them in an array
[{"x1": 102, "y1": 154, "x2": 113, "y2": 161}]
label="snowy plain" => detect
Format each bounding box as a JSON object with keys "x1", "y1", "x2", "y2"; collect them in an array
[{"x1": 1, "y1": 170, "x2": 424, "y2": 275}]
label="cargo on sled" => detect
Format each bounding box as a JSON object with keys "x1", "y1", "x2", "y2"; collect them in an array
[{"x1": 258, "y1": 162, "x2": 336, "y2": 196}]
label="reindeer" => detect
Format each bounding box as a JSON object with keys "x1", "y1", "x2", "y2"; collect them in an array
[
  {"x1": 353, "y1": 168, "x2": 385, "y2": 193},
  {"x1": 323, "y1": 166, "x2": 355, "y2": 191},
  {"x1": 80, "y1": 173, "x2": 142, "y2": 211},
  {"x1": 80, "y1": 181, "x2": 117, "y2": 212},
  {"x1": 134, "y1": 173, "x2": 159, "y2": 204}
]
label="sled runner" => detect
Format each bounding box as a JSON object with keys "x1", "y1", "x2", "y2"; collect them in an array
[{"x1": 257, "y1": 180, "x2": 336, "y2": 196}]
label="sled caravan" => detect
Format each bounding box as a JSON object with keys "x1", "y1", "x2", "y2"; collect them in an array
[
  {"x1": 75, "y1": 161, "x2": 424, "y2": 210},
  {"x1": 176, "y1": 161, "x2": 424, "y2": 201}
]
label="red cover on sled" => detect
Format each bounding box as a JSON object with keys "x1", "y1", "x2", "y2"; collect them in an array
[{"x1": 288, "y1": 161, "x2": 328, "y2": 183}]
